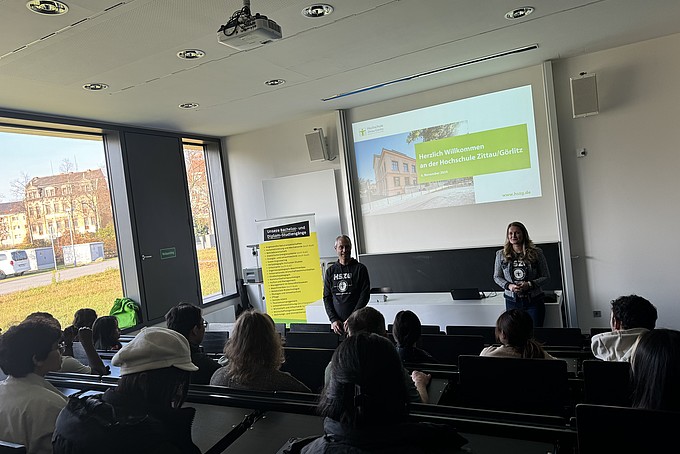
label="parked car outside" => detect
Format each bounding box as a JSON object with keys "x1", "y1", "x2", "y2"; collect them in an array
[{"x1": 0, "y1": 249, "x2": 30, "y2": 279}]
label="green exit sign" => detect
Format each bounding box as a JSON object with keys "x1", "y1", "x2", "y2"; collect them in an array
[{"x1": 160, "y1": 247, "x2": 176, "y2": 260}]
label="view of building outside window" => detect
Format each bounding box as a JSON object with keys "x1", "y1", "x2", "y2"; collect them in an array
[
  {"x1": 184, "y1": 144, "x2": 222, "y2": 300},
  {"x1": 0, "y1": 130, "x2": 122, "y2": 331}
]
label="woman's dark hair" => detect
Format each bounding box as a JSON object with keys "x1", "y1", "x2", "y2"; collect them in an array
[
  {"x1": 392, "y1": 310, "x2": 422, "y2": 347},
  {"x1": 117, "y1": 366, "x2": 191, "y2": 409},
  {"x1": 224, "y1": 310, "x2": 284, "y2": 384},
  {"x1": 502, "y1": 221, "x2": 538, "y2": 263},
  {"x1": 631, "y1": 329, "x2": 680, "y2": 411},
  {"x1": 0, "y1": 321, "x2": 62, "y2": 377},
  {"x1": 72, "y1": 308, "x2": 98, "y2": 329},
  {"x1": 165, "y1": 303, "x2": 202, "y2": 338},
  {"x1": 319, "y1": 333, "x2": 408, "y2": 428},
  {"x1": 92, "y1": 316, "x2": 120, "y2": 350},
  {"x1": 495, "y1": 309, "x2": 546, "y2": 358}
]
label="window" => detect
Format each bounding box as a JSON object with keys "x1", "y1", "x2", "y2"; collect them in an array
[
  {"x1": 412, "y1": 165, "x2": 416, "y2": 173},
  {"x1": 0, "y1": 128, "x2": 121, "y2": 332},
  {"x1": 405, "y1": 177, "x2": 410, "y2": 185},
  {"x1": 403, "y1": 163, "x2": 409, "y2": 172},
  {"x1": 394, "y1": 177, "x2": 401, "y2": 186},
  {"x1": 183, "y1": 143, "x2": 236, "y2": 302},
  {"x1": 391, "y1": 161, "x2": 398, "y2": 171}
]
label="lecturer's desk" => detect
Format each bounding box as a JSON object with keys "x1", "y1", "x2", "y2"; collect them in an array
[{"x1": 306, "y1": 292, "x2": 563, "y2": 329}]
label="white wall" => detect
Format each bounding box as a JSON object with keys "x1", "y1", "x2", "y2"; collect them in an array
[
  {"x1": 553, "y1": 33, "x2": 680, "y2": 330},
  {"x1": 224, "y1": 112, "x2": 343, "y2": 275},
  {"x1": 225, "y1": 33, "x2": 680, "y2": 331}
]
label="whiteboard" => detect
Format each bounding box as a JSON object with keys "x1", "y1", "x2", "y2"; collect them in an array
[{"x1": 262, "y1": 169, "x2": 341, "y2": 257}]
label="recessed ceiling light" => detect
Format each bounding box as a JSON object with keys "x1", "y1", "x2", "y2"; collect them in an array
[
  {"x1": 26, "y1": 0, "x2": 69, "y2": 15},
  {"x1": 505, "y1": 6, "x2": 534, "y2": 20},
  {"x1": 82, "y1": 83, "x2": 108, "y2": 91},
  {"x1": 302, "y1": 4, "x2": 334, "y2": 18},
  {"x1": 179, "y1": 102, "x2": 199, "y2": 109},
  {"x1": 177, "y1": 49, "x2": 205, "y2": 60},
  {"x1": 264, "y1": 79, "x2": 285, "y2": 86}
]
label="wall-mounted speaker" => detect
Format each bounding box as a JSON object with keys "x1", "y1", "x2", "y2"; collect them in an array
[
  {"x1": 570, "y1": 73, "x2": 599, "y2": 118},
  {"x1": 306, "y1": 128, "x2": 333, "y2": 161}
]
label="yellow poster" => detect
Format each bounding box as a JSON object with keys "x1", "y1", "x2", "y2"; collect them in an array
[{"x1": 260, "y1": 232, "x2": 323, "y2": 323}]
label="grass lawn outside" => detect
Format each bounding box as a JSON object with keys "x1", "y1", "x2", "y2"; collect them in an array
[{"x1": 0, "y1": 247, "x2": 222, "y2": 332}]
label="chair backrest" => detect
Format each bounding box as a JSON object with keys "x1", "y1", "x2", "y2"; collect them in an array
[
  {"x1": 388, "y1": 324, "x2": 442, "y2": 335},
  {"x1": 274, "y1": 323, "x2": 286, "y2": 339},
  {"x1": 280, "y1": 347, "x2": 335, "y2": 393},
  {"x1": 0, "y1": 440, "x2": 26, "y2": 453},
  {"x1": 533, "y1": 327, "x2": 584, "y2": 349},
  {"x1": 284, "y1": 332, "x2": 340, "y2": 349},
  {"x1": 589, "y1": 327, "x2": 610, "y2": 337},
  {"x1": 419, "y1": 334, "x2": 485, "y2": 365},
  {"x1": 446, "y1": 325, "x2": 497, "y2": 345},
  {"x1": 456, "y1": 355, "x2": 570, "y2": 417},
  {"x1": 288, "y1": 323, "x2": 331, "y2": 333},
  {"x1": 201, "y1": 331, "x2": 230, "y2": 353},
  {"x1": 582, "y1": 359, "x2": 632, "y2": 406},
  {"x1": 576, "y1": 404, "x2": 680, "y2": 454}
]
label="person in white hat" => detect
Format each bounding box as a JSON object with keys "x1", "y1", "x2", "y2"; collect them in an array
[{"x1": 52, "y1": 327, "x2": 200, "y2": 454}]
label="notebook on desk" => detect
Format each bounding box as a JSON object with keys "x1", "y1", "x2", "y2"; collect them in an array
[{"x1": 450, "y1": 288, "x2": 484, "y2": 300}]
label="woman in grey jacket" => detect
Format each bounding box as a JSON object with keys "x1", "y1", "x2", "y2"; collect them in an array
[{"x1": 493, "y1": 221, "x2": 550, "y2": 327}]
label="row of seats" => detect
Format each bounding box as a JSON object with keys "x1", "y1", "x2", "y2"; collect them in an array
[{"x1": 37, "y1": 370, "x2": 677, "y2": 454}]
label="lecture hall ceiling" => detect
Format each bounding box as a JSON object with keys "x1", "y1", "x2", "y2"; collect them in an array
[{"x1": 1, "y1": 0, "x2": 680, "y2": 137}]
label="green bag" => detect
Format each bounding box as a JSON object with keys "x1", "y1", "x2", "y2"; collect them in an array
[{"x1": 109, "y1": 297, "x2": 140, "y2": 330}]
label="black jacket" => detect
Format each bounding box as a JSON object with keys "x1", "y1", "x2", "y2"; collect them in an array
[{"x1": 52, "y1": 389, "x2": 200, "y2": 454}]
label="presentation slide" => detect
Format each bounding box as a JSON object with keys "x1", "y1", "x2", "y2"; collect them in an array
[{"x1": 351, "y1": 86, "x2": 541, "y2": 216}]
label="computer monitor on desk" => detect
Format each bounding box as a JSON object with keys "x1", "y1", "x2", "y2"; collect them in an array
[{"x1": 451, "y1": 288, "x2": 483, "y2": 300}]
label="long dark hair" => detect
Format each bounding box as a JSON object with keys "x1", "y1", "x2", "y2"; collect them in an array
[
  {"x1": 495, "y1": 309, "x2": 546, "y2": 358},
  {"x1": 92, "y1": 316, "x2": 120, "y2": 350},
  {"x1": 319, "y1": 333, "x2": 408, "y2": 429},
  {"x1": 631, "y1": 329, "x2": 680, "y2": 411},
  {"x1": 392, "y1": 310, "x2": 422, "y2": 348}
]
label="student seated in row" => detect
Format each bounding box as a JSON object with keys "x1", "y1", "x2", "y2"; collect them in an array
[
  {"x1": 325, "y1": 307, "x2": 431, "y2": 403},
  {"x1": 24, "y1": 312, "x2": 109, "y2": 375},
  {"x1": 591, "y1": 294, "x2": 657, "y2": 362},
  {"x1": 0, "y1": 320, "x2": 68, "y2": 454},
  {"x1": 631, "y1": 328, "x2": 680, "y2": 411},
  {"x1": 277, "y1": 333, "x2": 468, "y2": 453},
  {"x1": 92, "y1": 315, "x2": 123, "y2": 351},
  {"x1": 53, "y1": 327, "x2": 201, "y2": 453},
  {"x1": 62, "y1": 308, "x2": 98, "y2": 357},
  {"x1": 210, "y1": 310, "x2": 311, "y2": 393},
  {"x1": 392, "y1": 310, "x2": 437, "y2": 364},
  {"x1": 165, "y1": 302, "x2": 220, "y2": 384},
  {"x1": 481, "y1": 309, "x2": 556, "y2": 359}
]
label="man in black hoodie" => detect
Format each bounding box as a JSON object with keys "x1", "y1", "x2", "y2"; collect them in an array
[{"x1": 323, "y1": 235, "x2": 370, "y2": 335}]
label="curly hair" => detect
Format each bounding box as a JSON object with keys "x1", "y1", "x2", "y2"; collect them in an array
[
  {"x1": 495, "y1": 309, "x2": 547, "y2": 358},
  {"x1": 224, "y1": 310, "x2": 284, "y2": 384},
  {"x1": 0, "y1": 321, "x2": 62, "y2": 377},
  {"x1": 611, "y1": 295, "x2": 657, "y2": 330},
  {"x1": 72, "y1": 308, "x2": 98, "y2": 329},
  {"x1": 502, "y1": 221, "x2": 539, "y2": 263}
]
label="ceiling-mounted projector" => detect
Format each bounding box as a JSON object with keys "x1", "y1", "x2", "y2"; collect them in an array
[{"x1": 217, "y1": 0, "x2": 282, "y2": 51}]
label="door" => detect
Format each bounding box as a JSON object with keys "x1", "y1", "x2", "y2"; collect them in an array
[{"x1": 123, "y1": 132, "x2": 201, "y2": 322}]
